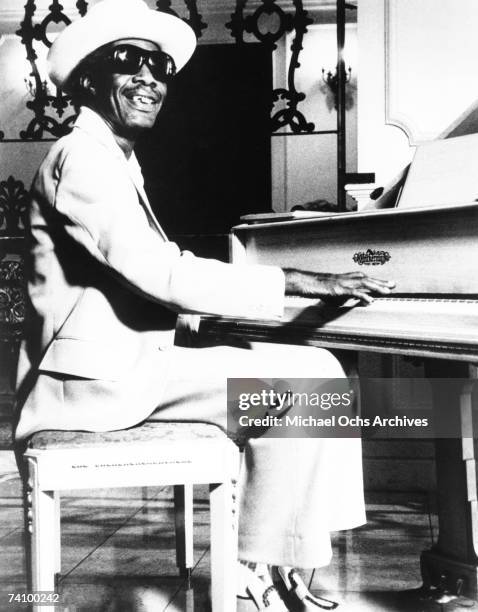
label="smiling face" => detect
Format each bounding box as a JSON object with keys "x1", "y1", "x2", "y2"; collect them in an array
[{"x1": 88, "y1": 38, "x2": 167, "y2": 148}]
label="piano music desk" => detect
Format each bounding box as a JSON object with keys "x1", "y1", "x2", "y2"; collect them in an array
[{"x1": 198, "y1": 205, "x2": 478, "y2": 600}]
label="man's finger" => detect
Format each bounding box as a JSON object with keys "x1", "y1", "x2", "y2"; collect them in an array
[
  {"x1": 343, "y1": 272, "x2": 395, "y2": 288},
  {"x1": 362, "y1": 280, "x2": 393, "y2": 294},
  {"x1": 362, "y1": 276, "x2": 396, "y2": 287},
  {"x1": 351, "y1": 290, "x2": 374, "y2": 305},
  {"x1": 343, "y1": 271, "x2": 366, "y2": 279}
]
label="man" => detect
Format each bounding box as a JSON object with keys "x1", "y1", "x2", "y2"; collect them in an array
[{"x1": 15, "y1": 0, "x2": 394, "y2": 609}]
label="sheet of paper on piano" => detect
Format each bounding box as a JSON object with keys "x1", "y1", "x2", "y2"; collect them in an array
[
  {"x1": 397, "y1": 132, "x2": 478, "y2": 209},
  {"x1": 240, "y1": 211, "x2": 335, "y2": 224}
]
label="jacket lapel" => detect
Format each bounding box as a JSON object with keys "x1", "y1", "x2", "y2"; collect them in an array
[
  {"x1": 73, "y1": 107, "x2": 169, "y2": 242},
  {"x1": 127, "y1": 154, "x2": 169, "y2": 241}
]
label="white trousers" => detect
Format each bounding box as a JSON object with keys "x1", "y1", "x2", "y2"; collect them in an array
[{"x1": 148, "y1": 343, "x2": 366, "y2": 569}]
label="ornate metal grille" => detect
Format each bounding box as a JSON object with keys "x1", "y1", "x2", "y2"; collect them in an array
[
  {"x1": 227, "y1": 0, "x2": 314, "y2": 134},
  {"x1": 16, "y1": 0, "x2": 84, "y2": 139},
  {"x1": 156, "y1": 0, "x2": 207, "y2": 38},
  {"x1": 15, "y1": 0, "x2": 337, "y2": 139}
]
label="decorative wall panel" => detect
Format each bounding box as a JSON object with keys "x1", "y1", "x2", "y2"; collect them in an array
[
  {"x1": 0, "y1": 175, "x2": 26, "y2": 337},
  {"x1": 0, "y1": 176, "x2": 27, "y2": 237},
  {"x1": 385, "y1": 0, "x2": 478, "y2": 144},
  {"x1": 0, "y1": 280, "x2": 25, "y2": 326}
]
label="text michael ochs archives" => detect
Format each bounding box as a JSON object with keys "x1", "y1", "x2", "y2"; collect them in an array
[{"x1": 226, "y1": 378, "x2": 444, "y2": 439}]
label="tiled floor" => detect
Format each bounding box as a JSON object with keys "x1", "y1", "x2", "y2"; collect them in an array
[{"x1": 0, "y1": 470, "x2": 476, "y2": 612}]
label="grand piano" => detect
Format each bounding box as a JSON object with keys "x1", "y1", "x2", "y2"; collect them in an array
[{"x1": 198, "y1": 194, "x2": 478, "y2": 599}]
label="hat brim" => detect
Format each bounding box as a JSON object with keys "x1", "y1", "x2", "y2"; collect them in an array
[{"x1": 48, "y1": 3, "x2": 196, "y2": 88}]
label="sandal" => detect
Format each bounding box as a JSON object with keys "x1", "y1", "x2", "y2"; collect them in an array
[
  {"x1": 274, "y1": 567, "x2": 339, "y2": 610},
  {"x1": 237, "y1": 562, "x2": 289, "y2": 611}
]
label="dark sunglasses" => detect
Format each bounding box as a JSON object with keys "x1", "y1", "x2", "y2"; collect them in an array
[{"x1": 103, "y1": 44, "x2": 176, "y2": 82}]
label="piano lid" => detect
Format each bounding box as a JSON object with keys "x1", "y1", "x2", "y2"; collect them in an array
[{"x1": 234, "y1": 201, "x2": 478, "y2": 231}]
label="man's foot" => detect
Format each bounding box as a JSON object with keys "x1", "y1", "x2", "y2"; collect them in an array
[
  {"x1": 273, "y1": 567, "x2": 339, "y2": 611},
  {"x1": 237, "y1": 561, "x2": 289, "y2": 611}
]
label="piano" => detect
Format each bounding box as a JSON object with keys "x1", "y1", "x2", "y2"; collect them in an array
[{"x1": 198, "y1": 201, "x2": 478, "y2": 600}]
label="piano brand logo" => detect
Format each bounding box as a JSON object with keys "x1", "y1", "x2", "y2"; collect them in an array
[{"x1": 353, "y1": 249, "x2": 391, "y2": 266}]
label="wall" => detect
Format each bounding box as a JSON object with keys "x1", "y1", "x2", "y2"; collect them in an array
[{"x1": 357, "y1": 0, "x2": 478, "y2": 188}]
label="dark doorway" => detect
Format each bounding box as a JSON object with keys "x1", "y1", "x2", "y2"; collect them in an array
[{"x1": 136, "y1": 43, "x2": 273, "y2": 260}]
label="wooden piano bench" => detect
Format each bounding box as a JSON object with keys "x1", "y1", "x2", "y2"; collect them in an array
[{"x1": 20, "y1": 421, "x2": 240, "y2": 612}]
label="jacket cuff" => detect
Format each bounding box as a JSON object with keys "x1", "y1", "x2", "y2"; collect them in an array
[{"x1": 244, "y1": 265, "x2": 285, "y2": 320}]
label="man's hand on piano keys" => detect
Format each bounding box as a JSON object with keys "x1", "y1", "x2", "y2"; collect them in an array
[{"x1": 283, "y1": 269, "x2": 395, "y2": 305}]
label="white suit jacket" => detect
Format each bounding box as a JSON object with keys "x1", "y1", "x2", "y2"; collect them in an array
[{"x1": 15, "y1": 107, "x2": 285, "y2": 440}]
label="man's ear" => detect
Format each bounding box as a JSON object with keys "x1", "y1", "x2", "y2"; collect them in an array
[{"x1": 79, "y1": 74, "x2": 96, "y2": 96}]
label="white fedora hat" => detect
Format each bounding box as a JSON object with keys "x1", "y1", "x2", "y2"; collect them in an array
[{"x1": 47, "y1": 0, "x2": 197, "y2": 88}]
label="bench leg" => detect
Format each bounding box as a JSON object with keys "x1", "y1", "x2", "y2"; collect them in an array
[
  {"x1": 53, "y1": 492, "x2": 61, "y2": 580},
  {"x1": 209, "y1": 478, "x2": 238, "y2": 612},
  {"x1": 174, "y1": 484, "x2": 194, "y2": 582},
  {"x1": 26, "y1": 458, "x2": 58, "y2": 612}
]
